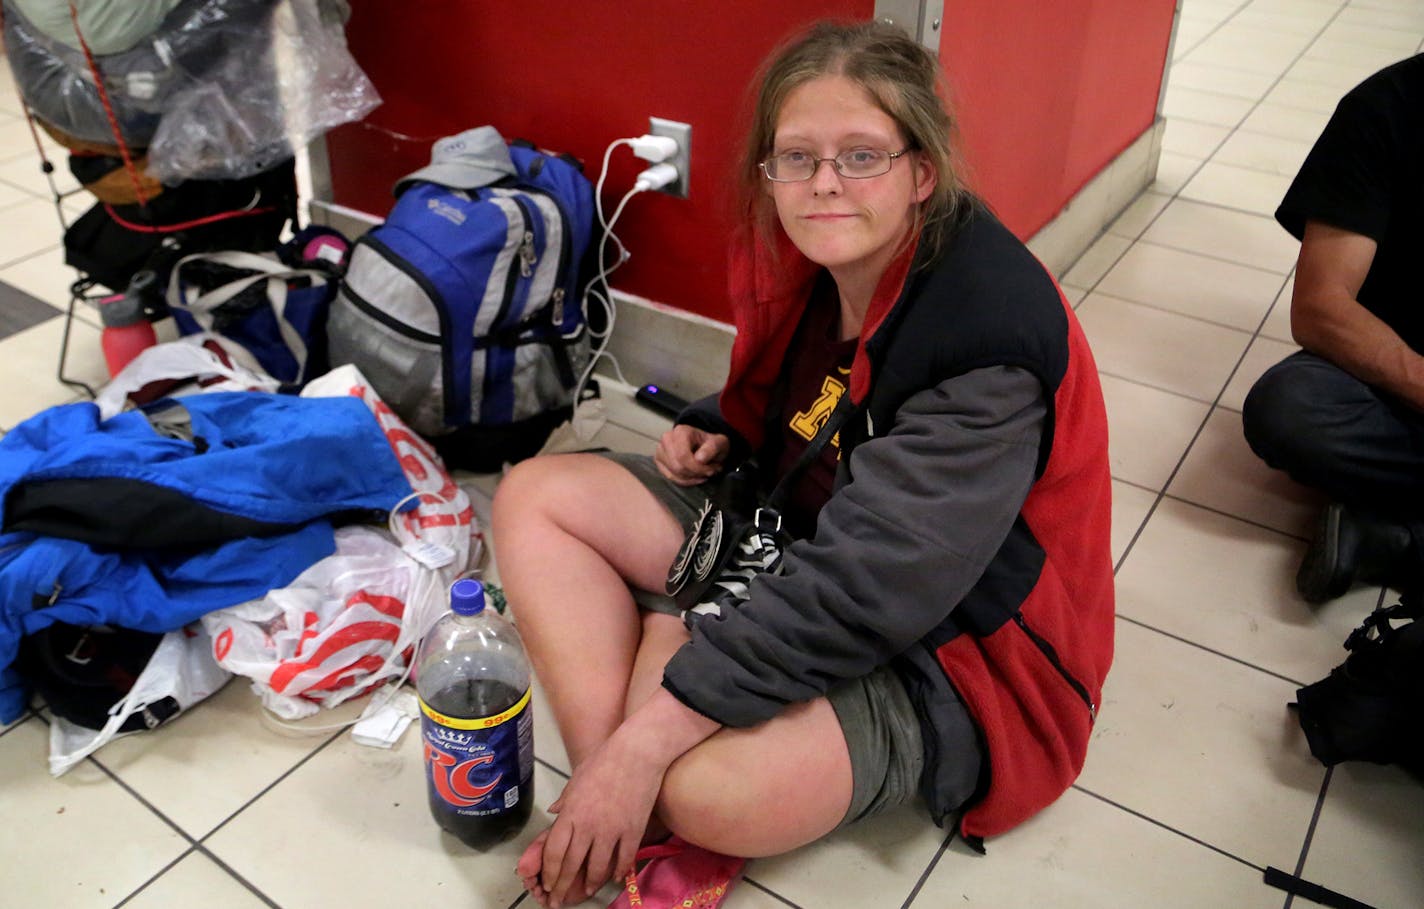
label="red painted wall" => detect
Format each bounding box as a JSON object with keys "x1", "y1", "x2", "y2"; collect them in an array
[
  {"x1": 327, "y1": 2, "x2": 1174, "y2": 323},
  {"x1": 940, "y1": 2, "x2": 1175, "y2": 235}
]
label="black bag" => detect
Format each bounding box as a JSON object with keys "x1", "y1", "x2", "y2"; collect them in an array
[
  {"x1": 63, "y1": 158, "x2": 297, "y2": 292},
  {"x1": 13, "y1": 622, "x2": 179, "y2": 732},
  {"x1": 665, "y1": 396, "x2": 856, "y2": 623},
  {"x1": 1293, "y1": 591, "x2": 1424, "y2": 776}
]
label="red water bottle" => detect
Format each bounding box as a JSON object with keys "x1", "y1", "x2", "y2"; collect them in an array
[{"x1": 98, "y1": 270, "x2": 159, "y2": 377}]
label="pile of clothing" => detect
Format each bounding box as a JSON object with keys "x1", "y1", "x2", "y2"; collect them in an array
[{"x1": 0, "y1": 361, "x2": 479, "y2": 774}]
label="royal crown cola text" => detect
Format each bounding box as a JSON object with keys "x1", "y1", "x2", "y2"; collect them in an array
[{"x1": 416, "y1": 578, "x2": 534, "y2": 848}]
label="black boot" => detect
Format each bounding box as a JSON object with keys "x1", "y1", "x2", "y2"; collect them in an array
[{"x1": 1296, "y1": 503, "x2": 1415, "y2": 604}]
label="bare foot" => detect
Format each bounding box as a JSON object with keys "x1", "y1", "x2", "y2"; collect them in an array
[{"x1": 516, "y1": 827, "x2": 600, "y2": 907}]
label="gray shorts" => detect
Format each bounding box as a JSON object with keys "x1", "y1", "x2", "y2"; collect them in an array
[{"x1": 600, "y1": 451, "x2": 928, "y2": 826}]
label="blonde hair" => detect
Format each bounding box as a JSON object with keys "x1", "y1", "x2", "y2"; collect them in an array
[{"x1": 737, "y1": 20, "x2": 968, "y2": 261}]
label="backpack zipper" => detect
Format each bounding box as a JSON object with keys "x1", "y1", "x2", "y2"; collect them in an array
[
  {"x1": 521, "y1": 186, "x2": 574, "y2": 328},
  {"x1": 1013, "y1": 613, "x2": 1097, "y2": 720},
  {"x1": 490, "y1": 195, "x2": 536, "y2": 334}
]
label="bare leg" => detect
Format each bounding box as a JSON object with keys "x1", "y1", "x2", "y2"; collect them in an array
[
  {"x1": 491, "y1": 453, "x2": 685, "y2": 768},
  {"x1": 627, "y1": 613, "x2": 857, "y2": 857},
  {"x1": 493, "y1": 453, "x2": 688, "y2": 904},
  {"x1": 497, "y1": 457, "x2": 853, "y2": 896},
  {"x1": 658, "y1": 697, "x2": 855, "y2": 856}
]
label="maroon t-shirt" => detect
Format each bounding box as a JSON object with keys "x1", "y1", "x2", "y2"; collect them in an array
[{"x1": 773, "y1": 283, "x2": 857, "y2": 539}]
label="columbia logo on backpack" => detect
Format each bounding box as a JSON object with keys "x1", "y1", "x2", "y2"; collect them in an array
[{"x1": 327, "y1": 126, "x2": 595, "y2": 472}]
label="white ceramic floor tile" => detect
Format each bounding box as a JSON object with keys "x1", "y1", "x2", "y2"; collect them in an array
[
  {"x1": 207, "y1": 731, "x2": 560, "y2": 909},
  {"x1": 1112, "y1": 497, "x2": 1378, "y2": 685},
  {"x1": 1167, "y1": 406, "x2": 1322, "y2": 537},
  {"x1": 1161, "y1": 118, "x2": 1232, "y2": 160},
  {"x1": 1099, "y1": 374, "x2": 1211, "y2": 490},
  {"x1": 1261, "y1": 275, "x2": 1296, "y2": 342},
  {"x1": 1337, "y1": 5, "x2": 1424, "y2": 32},
  {"x1": 1106, "y1": 190, "x2": 1172, "y2": 238},
  {"x1": 0, "y1": 195, "x2": 68, "y2": 268},
  {"x1": 0, "y1": 716, "x2": 191, "y2": 909},
  {"x1": 1077, "y1": 620, "x2": 1323, "y2": 872},
  {"x1": 1318, "y1": 19, "x2": 1424, "y2": 52},
  {"x1": 1060, "y1": 283, "x2": 1088, "y2": 306},
  {"x1": 1061, "y1": 231, "x2": 1133, "y2": 288},
  {"x1": 1301, "y1": 762, "x2": 1424, "y2": 909},
  {"x1": 1075, "y1": 293, "x2": 1251, "y2": 402},
  {"x1": 1239, "y1": 101, "x2": 1334, "y2": 142},
  {"x1": 122, "y1": 851, "x2": 270, "y2": 909},
  {"x1": 0, "y1": 112, "x2": 66, "y2": 165},
  {"x1": 0, "y1": 175, "x2": 35, "y2": 210},
  {"x1": 0, "y1": 245, "x2": 95, "y2": 317},
  {"x1": 1110, "y1": 480, "x2": 1158, "y2": 564},
  {"x1": 1161, "y1": 86, "x2": 1256, "y2": 128},
  {"x1": 1303, "y1": 38, "x2": 1410, "y2": 70},
  {"x1": 910, "y1": 788, "x2": 1281, "y2": 909},
  {"x1": 1181, "y1": 0, "x2": 1247, "y2": 20},
  {"x1": 1167, "y1": 60, "x2": 1281, "y2": 99},
  {"x1": 91, "y1": 679, "x2": 355, "y2": 838},
  {"x1": 1234, "y1": 8, "x2": 1336, "y2": 37},
  {"x1": 1096, "y1": 242, "x2": 1282, "y2": 331},
  {"x1": 1219, "y1": 334, "x2": 1299, "y2": 412},
  {"x1": 0, "y1": 89, "x2": 25, "y2": 119},
  {"x1": 1263, "y1": 77, "x2": 1349, "y2": 113},
  {"x1": 1150, "y1": 151, "x2": 1206, "y2": 196},
  {"x1": 1172, "y1": 18, "x2": 1218, "y2": 58},
  {"x1": 1287, "y1": 55, "x2": 1380, "y2": 92},
  {"x1": 0, "y1": 315, "x2": 106, "y2": 430},
  {"x1": 1139, "y1": 197, "x2": 1300, "y2": 273},
  {"x1": 1213, "y1": 128, "x2": 1314, "y2": 177},
  {"x1": 748, "y1": 804, "x2": 945, "y2": 909},
  {"x1": 0, "y1": 152, "x2": 77, "y2": 200},
  {"x1": 1180, "y1": 160, "x2": 1295, "y2": 217},
  {"x1": 1183, "y1": 27, "x2": 1308, "y2": 76}
]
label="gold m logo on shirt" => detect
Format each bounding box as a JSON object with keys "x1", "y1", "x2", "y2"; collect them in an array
[{"x1": 789, "y1": 374, "x2": 847, "y2": 447}]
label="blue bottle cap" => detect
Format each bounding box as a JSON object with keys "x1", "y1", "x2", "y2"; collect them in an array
[{"x1": 450, "y1": 578, "x2": 486, "y2": 616}]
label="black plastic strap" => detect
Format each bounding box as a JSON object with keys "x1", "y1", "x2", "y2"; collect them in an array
[
  {"x1": 764, "y1": 393, "x2": 858, "y2": 513},
  {"x1": 1263, "y1": 867, "x2": 1377, "y2": 909}
]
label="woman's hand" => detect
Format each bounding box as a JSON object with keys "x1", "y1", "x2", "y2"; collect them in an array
[
  {"x1": 517, "y1": 688, "x2": 722, "y2": 907},
  {"x1": 524, "y1": 731, "x2": 668, "y2": 907},
  {"x1": 654, "y1": 425, "x2": 730, "y2": 486}
]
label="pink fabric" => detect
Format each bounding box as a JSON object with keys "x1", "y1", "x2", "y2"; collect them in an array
[{"x1": 608, "y1": 836, "x2": 746, "y2": 909}]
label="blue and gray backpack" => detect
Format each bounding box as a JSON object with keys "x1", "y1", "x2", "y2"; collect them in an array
[{"x1": 327, "y1": 133, "x2": 595, "y2": 471}]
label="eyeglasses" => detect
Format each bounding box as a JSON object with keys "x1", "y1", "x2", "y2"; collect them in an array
[{"x1": 759, "y1": 147, "x2": 910, "y2": 182}]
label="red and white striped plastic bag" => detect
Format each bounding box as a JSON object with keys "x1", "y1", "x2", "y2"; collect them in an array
[{"x1": 202, "y1": 365, "x2": 482, "y2": 719}]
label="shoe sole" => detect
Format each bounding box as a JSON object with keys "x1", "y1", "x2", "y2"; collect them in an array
[{"x1": 1297, "y1": 504, "x2": 1349, "y2": 604}]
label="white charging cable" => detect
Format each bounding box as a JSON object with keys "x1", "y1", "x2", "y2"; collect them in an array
[{"x1": 572, "y1": 134, "x2": 684, "y2": 404}]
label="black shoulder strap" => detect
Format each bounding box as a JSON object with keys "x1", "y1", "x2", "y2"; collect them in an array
[{"x1": 765, "y1": 392, "x2": 858, "y2": 513}]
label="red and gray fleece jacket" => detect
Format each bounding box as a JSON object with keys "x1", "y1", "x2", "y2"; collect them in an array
[{"x1": 661, "y1": 202, "x2": 1115, "y2": 842}]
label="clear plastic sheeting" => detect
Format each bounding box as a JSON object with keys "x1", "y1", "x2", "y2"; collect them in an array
[
  {"x1": 148, "y1": 0, "x2": 379, "y2": 182},
  {"x1": 1, "y1": 0, "x2": 379, "y2": 182}
]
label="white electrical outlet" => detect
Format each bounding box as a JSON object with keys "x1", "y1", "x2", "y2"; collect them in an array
[{"x1": 649, "y1": 117, "x2": 692, "y2": 198}]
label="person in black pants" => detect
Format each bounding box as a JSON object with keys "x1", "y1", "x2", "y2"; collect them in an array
[{"x1": 1242, "y1": 53, "x2": 1424, "y2": 603}]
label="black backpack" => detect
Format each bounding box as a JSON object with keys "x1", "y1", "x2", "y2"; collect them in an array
[{"x1": 1293, "y1": 591, "x2": 1424, "y2": 776}]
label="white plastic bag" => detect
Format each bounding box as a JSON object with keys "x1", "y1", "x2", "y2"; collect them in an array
[
  {"x1": 201, "y1": 365, "x2": 478, "y2": 718},
  {"x1": 48, "y1": 623, "x2": 231, "y2": 777},
  {"x1": 95, "y1": 333, "x2": 281, "y2": 420}
]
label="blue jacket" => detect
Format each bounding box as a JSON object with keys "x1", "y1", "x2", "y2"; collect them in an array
[{"x1": 0, "y1": 393, "x2": 414, "y2": 722}]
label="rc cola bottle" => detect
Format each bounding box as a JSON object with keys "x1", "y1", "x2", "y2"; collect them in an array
[{"x1": 416, "y1": 578, "x2": 534, "y2": 848}]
